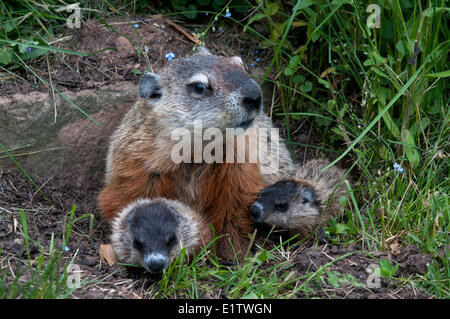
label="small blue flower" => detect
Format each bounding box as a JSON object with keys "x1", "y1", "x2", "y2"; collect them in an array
[
  {"x1": 25, "y1": 47, "x2": 31, "y2": 54},
  {"x1": 133, "y1": 23, "x2": 139, "y2": 29},
  {"x1": 250, "y1": 63, "x2": 255, "y2": 68},
  {"x1": 165, "y1": 51, "x2": 175, "y2": 61},
  {"x1": 205, "y1": 12, "x2": 209, "y2": 16},
  {"x1": 358, "y1": 123, "x2": 365, "y2": 129},
  {"x1": 224, "y1": 10, "x2": 231, "y2": 18},
  {"x1": 255, "y1": 49, "x2": 259, "y2": 54},
  {"x1": 255, "y1": 58, "x2": 260, "y2": 62},
  {"x1": 393, "y1": 163, "x2": 404, "y2": 174},
  {"x1": 63, "y1": 245, "x2": 70, "y2": 252}
]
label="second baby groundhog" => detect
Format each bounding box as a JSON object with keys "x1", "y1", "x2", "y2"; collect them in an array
[
  {"x1": 250, "y1": 159, "x2": 350, "y2": 236},
  {"x1": 111, "y1": 198, "x2": 211, "y2": 273},
  {"x1": 98, "y1": 48, "x2": 294, "y2": 260}
]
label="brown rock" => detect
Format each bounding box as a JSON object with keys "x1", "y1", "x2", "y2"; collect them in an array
[{"x1": 115, "y1": 36, "x2": 135, "y2": 58}]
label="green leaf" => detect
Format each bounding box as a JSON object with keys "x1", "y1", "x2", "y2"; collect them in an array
[
  {"x1": 364, "y1": 51, "x2": 386, "y2": 66},
  {"x1": 425, "y1": 105, "x2": 441, "y2": 115},
  {"x1": 257, "y1": 249, "x2": 268, "y2": 263},
  {"x1": 331, "y1": 127, "x2": 346, "y2": 138},
  {"x1": 371, "y1": 67, "x2": 391, "y2": 82},
  {"x1": 284, "y1": 55, "x2": 301, "y2": 76},
  {"x1": 242, "y1": 292, "x2": 259, "y2": 299},
  {"x1": 400, "y1": 0, "x2": 413, "y2": 8},
  {"x1": 197, "y1": 0, "x2": 211, "y2": 5},
  {"x1": 212, "y1": 0, "x2": 226, "y2": 10},
  {"x1": 377, "y1": 87, "x2": 400, "y2": 138},
  {"x1": 264, "y1": 2, "x2": 279, "y2": 16},
  {"x1": 379, "y1": 260, "x2": 399, "y2": 277},
  {"x1": 19, "y1": 40, "x2": 47, "y2": 60},
  {"x1": 395, "y1": 40, "x2": 415, "y2": 58},
  {"x1": 381, "y1": 19, "x2": 394, "y2": 39},
  {"x1": 335, "y1": 223, "x2": 348, "y2": 234},
  {"x1": 184, "y1": 4, "x2": 198, "y2": 19},
  {"x1": 260, "y1": 39, "x2": 278, "y2": 48},
  {"x1": 339, "y1": 196, "x2": 348, "y2": 208},
  {"x1": 318, "y1": 78, "x2": 330, "y2": 89},
  {"x1": 1, "y1": 21, "x2": 16, "y2": 34},
  {"x1": 248, "y1": 13, "x2": 267, "y2": 25},
  {"x1": 424, "y1": 70, "x2": 450, "y2": 78},
  {"x1": 423, "y1": 7, "x2": 449, "y2": 17},
  {"x1": 298, "y1": 0, "x2": 314, "y2": 10},
  {"x1": 0, "y1": 38, "x2": 114, "y2": 57},
  {"x1": 0, "y1": 47, "x2": 13, "y2": 65},
  {"x1": 300, "y1": 81, "x2": 312, "y2": 93},
  {"x1": 405, "y1": 129, "x2": 420, "y2": 168},
  {"x1": 327, "y1": 271, "x2": 341, "y2": 289}
]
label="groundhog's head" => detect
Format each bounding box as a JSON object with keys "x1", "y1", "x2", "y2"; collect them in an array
[
  {"x1": 138, "y1": 48, "x2": 262, "y2": 131},
  {"x1": 249, "y1": 179, "x2": 321, "y2": 233},
  {"x1": 111, "y1": 199, "x2": 202, "y2": 274}
]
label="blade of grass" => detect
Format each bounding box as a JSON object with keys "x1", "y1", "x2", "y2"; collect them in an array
[
  {"x1": 13, "y1": 52, "x2": 101, "y2": 127},
  {"x1": 320, "y1": 41, "x2": 449, "y2": 172}
]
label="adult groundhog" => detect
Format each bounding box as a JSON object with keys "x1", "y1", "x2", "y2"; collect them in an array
[
  {"x1": 250, "y1": 159, "x2": 350, "y2": 236},
  {"x1": 98, "y1": 48, "x2": 294, "y2": 259},
  {"x1": 111, "y1": 198, "x2": 211, "y2": 273}
]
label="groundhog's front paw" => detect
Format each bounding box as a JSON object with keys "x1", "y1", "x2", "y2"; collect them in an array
[{"x1": 126, "y1": 266, "x2": 146, "y2": 280}]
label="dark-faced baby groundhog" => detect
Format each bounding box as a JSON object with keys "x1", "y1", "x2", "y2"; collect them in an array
[
  {"x1": 98, "y1": 48, "x2": 294, "y2": 259},
  {"x1": 111, "y1": 198, "x2": 211, "y2": 273},
  {"x1": 250, "y1": 159, "x2": 350, "y2": 236}
]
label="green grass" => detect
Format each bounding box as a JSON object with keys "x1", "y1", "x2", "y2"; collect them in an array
[
  {"x1": 127, "y1": 232, "x2": 361, "y2": 299},
  {"x1": 0, "y1": 0, "x2": 448, "y2": 299},
  {"x1": 237, "y1": 0, "x2": 449, "y2": 297},
  {"x1": 0, "y1": 207, "x2": 87, "y2": 298}
]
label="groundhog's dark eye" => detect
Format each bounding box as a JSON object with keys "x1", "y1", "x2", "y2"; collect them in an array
[
  {"x1": 192, "y1": 82, "x2": 210, "y2": 95},
  {"x1": 274, "y1": 201, "x2": 289, "y2": 212},
  {"x1": 167, "y1": 235, "x2": 177, "y2": 247},
  {"x1": 133, "y1": 238, "x2": 143, "y2": 250}
]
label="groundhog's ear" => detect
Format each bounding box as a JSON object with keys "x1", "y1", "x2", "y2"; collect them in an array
[
  {"x1": 139, "y1": 72, "x2": 162, "y2": 100},
  {"x1": 168, "y1": 206, "x2": 183, "y2": 224},
  {"x1": 193, "y1": 46, "x2": 212, "y2": 55}
]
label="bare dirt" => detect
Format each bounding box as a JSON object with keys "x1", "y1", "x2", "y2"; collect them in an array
[
  {"x1": 0, "y1": 15, "x2": 435, "y2": 299},
  {"x1": 0, "y1": 15, "x2": 265, "y2": 96}
]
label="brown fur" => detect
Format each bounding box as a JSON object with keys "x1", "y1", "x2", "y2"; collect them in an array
[
  {"x1": 197, "y1": 162, "x2": 263, "y2": 259},
  {"x1": 98, "y1": 52, "x2": 292, "y2": 260},
  {"x1": 99, "y1": 149, "x2": 264, "y2": 259}
]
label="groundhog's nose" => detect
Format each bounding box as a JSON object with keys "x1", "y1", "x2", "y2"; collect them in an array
[
  {"x1": 143, "y1": 253, "x2": 169, "y2": 273},
  {"x1": 250, "y1": 202, "x2": 264, "y2": 223},
  {"x1": 241, "y1": 82, "x2": 262, "y2": 112}
]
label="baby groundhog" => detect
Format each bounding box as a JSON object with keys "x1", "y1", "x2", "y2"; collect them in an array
[
  {"x1": 250, "y1": 159, "x2": 350, "y2": 236},
  {"x1": 98, "y1": 48, "x2": 294, "y2": 259},
  {"x1": 111, "y1": 198, "x2": 211, "y2": 273}
]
